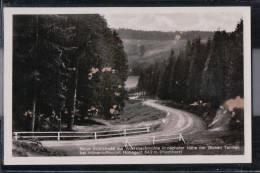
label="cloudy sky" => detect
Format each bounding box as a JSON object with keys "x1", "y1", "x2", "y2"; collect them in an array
[{"x1": 102, "y1": 12, "x2": 243, "y2": 32}]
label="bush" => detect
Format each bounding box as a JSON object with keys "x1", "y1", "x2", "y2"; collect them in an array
[{"x1": 13, "y1": 140, "x2": 67, "y2": 156}]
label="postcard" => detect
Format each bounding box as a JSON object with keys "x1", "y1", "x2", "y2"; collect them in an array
[{"x1": 3, "y1": 7, "x2": 251, "y2": 165}]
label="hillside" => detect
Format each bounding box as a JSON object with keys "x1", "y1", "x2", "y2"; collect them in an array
[
  {"x1": 117, "y1": 28, "x2": 213, "y2": 41},
  {"x1": 116, "y1": 29, "x2": 213, "y2": 73},
  {"x1": 123, "y1": 39, "x2": 187, "y2": 68}
]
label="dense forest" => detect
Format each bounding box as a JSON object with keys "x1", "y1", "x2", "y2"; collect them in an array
[
  {"x1": 13, "y1": 15, "x2": 128, "y2": 131},
  {"x1": 138, "y1": 20, "x2": 243, "y2": 108},
  {"x1": 117, "y1": 28, "x2": 213, "y2": 41}
]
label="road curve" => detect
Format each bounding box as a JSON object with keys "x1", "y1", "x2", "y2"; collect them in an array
[
  {"x1": 41, "y1": 100, "x2": 206, "y2": 154},
  {"x1": 143, "y1": 100, "x2": 205, "y2": 136}
]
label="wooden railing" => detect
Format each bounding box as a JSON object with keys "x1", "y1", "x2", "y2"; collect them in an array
[
  {"x1": 124, "y1": 133, "x2": 186, "y2": 148},
  {"x1": 13, "y1": 126, "x2": 151, "y2": 141},
  {"x1": 13, "y1": 127, "x2": 186, "y2": 146}
]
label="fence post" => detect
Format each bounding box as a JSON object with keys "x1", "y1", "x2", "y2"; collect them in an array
[
  {"x1": 57, "y1": 132, "x2": 60, "y2": 141},
  {"x1": 124, "y1": 129, "x2": 126, "y2": 136},
  {"x1": 179, "y1": 134, "x2": 185, "y2": 143},
  {"x1": 146, "y1": 127, "x2": 150, "y2": 133},
  {"x1": 181, "y1": 134, "x2": 184, "y2": 143},
  {"x1": 152, "y1": 136, "x2": 155, "y2": 145},
  {"x1": 14, "y1": 132, "x2": 18, "y2": 141},
  {"x1": 94, "y1": 132, "x2": 97, "y2": 140},
  {"x1": 125, "y1": 138, "x2": 128, "y2": 147}
]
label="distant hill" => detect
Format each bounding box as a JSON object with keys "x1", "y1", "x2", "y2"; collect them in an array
[
  {"x1": 123, "y1": 39, "x2": 186, "y2": 68},
  {"x1": 116, "y1": 29, "x2": 214, "y2": 73},
  {"x1": 117, "y1": 28, "x2": 213, "y2": 41}
]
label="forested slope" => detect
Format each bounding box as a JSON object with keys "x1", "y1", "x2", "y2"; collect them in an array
[
  {"x1": 117, "y1": 29, "x2": 213, "y2": 74},
  {"x1": 13, "y1": 15, "x2": 128, "y2": 131},
  {"x1": 137, "y1": 20, "x2": 243, "y2": 124}
]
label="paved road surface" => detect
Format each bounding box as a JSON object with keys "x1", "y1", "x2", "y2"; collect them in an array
[{"x1": 41, "y1": 100, "x2": 206, "y2": 154}]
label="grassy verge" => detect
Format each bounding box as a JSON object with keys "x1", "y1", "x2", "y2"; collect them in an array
[
  {"x1": 160, "y1": 100, "x2": 217, "y2": 126},
  {"x1": 111, "y1": 100, "x2": 166, "y2": 124},
  {"x1": 73, "y1": 100, "x2": 166, "y2": 133},
  {"x1": 13, "y1": 140, "x2": 67, "y2": 157},
  {"x1": 159, "y1": 100, "x2": 244, "y2": 147}
]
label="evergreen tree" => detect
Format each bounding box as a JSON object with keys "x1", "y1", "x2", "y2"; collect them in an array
[
  {"x1": 13, "y1": 14, "x2": 128, "y2": 131},
  {"x1": 157, "y1": 50, "x2": 176, "y2": 100},
  {"x1": 138, "y1": 20, "x2": 243, "y2": 109},
  {"x1": 186, "y1": 38, "x2": 208, "y2": 102}
]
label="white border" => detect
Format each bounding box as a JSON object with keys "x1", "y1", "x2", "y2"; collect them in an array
[{"x1": 3, "y1": 7, "x2": 251, "y2": 165}]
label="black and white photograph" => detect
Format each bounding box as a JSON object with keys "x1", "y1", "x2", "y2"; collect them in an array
[{"x1": 3, "y1": 7, "x2": 251, "y2": 164}]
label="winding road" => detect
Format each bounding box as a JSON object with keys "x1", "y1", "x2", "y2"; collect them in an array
[
  {"x1": 143, "y1": 100, "x2": 205, "y2": 136},
  {"x1": 41, "y1": 100, "x2": 206, "y2": 155}
]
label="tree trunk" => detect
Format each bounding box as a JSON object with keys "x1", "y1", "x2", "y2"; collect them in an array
[
  {"x1": 31, "y1": 15, "x2": 39, "y2": 132},
  {"x1": 31, "y1": 96, "x2": 36, "y2": 132},
  {"x1": 69, "y1": 60, "x2": 79, "y2": 130},
  {"x1": 70, "y1": 85, "x2": 77, "y2": 129},
  {"x1": 59, "y1": 110, "x2": 62, "y2": 131}
]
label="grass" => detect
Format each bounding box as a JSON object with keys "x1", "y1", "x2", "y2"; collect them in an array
[
  {"x1": 111, "y1": 100, "x2": 166, "y2": 124},
  {"x1": 123, "y1": 39, "x2": 187, "y2": 67},
  {"x1": 13, "y1": 140, "x2": 67, "y2": 157},
  {"x1": 158, "y1": 100, "x2": 244, "y2": 152},
  {"x1": 160, "y1": 100, "x2": 217, "y2": 126},
  {"x1": 72, "y1": 100, "x2": 166, "y2": 133}
]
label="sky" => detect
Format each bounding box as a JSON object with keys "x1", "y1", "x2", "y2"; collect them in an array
[{"x1": 103, "y1": 12, "x2": 243, "y2": 32}]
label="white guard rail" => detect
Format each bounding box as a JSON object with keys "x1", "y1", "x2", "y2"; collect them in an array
[
  {"x1": 124, "y1": 133, "x2": 186, "y2": 149},
  {"x1": 13, "y1": 126, "x2": 151, "y2": 141}
]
